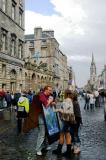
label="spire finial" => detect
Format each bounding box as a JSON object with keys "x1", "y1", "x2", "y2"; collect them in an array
[{"x1": 92, "y1": 52, "x2": 94, "y2": 63}]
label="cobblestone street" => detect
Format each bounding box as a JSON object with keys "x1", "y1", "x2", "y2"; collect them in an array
[{"x1": 0, "y1": 99, "x2": 106, "y2": 160}]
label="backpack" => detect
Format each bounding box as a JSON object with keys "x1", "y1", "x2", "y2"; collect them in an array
[
  {"x1": 17, "y1": 97, "x2": 29, "y2": 118},
  {"x1": 61, "y1": 98, "x2": 76, "y2": 124}
]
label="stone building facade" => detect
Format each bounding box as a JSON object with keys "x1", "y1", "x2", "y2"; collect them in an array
[
  {"x1": 95, "y1": 65, "x2": 106, "y2": 90},
  {"x1": 25, "y1": 27, "x2": 69, "y2": 91},
  {"x1": 0, "y1": 0, "x2": 25, "y2": 92}
]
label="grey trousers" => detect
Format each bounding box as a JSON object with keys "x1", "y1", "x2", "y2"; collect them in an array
[{"x1": 36, "y1": 114, "x2": 48, "y2": 152}]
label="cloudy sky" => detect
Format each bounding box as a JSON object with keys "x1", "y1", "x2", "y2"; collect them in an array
[{"x1": 25, "y1": 0, "x2": 106, "y2": 87}]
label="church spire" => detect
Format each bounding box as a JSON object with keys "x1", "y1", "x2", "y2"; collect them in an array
[
  {"x1": 91, "y1": 53, "x2": 94, "y2": 64},
  {"x1": 90, "y1": 53, "x2": 97, "y2": 86}
]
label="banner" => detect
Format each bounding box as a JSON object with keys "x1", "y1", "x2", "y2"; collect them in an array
[{"x1": 42, "y1": 104, "x2": 60, "y2": 144}]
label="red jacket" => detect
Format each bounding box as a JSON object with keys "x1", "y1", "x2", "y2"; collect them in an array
[{"x1": 23, "y1": 94, "x2": 42, "y2": 133}]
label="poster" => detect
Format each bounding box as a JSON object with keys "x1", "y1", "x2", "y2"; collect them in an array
[{"x1": 42, "y1": 104, "x2": 60, "y2": 144}]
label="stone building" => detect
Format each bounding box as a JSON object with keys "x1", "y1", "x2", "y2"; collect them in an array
[
  {"x1": 95, "y1": 65, "x2": 106, "y2": 90},
  {"x1": 0, "y1": 0, "x2": 25, "y2": 92},
  {"x1": 84, "y1": 54, "x2": 97, "y2": 91},
  {"x1": 25, "y1": 27, "x2": 69, "y2": 91}
]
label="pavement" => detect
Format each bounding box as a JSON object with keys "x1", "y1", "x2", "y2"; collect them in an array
[{"x1": 0, "y1": 109, "x2": 16, "y2": 135}]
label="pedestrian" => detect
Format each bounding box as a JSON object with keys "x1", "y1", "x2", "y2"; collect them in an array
[
  {"x1": 84, "y1": 92, "x2": 90, "y2": 110},
  {"x1": 0, "y1": 89, "x2": 6, "y2": 108},
  {"x1": 35, "y1": 85, "x2": 55, "y2": 156},
  {"x1": 94, "y1": 90, "x2": 100, "y2": 107},
  {"x1": 17, "y1": 93, "x2": 29, "y2": 135},
  {"x1": 27, "y1": 90, "x2": 33, "y2": 106},
  {"x1": 5, "y1": 91, "x2": 12, "y2": 108},
  {"x1": 58, "y1": 90, "x2": 64, "y2": 102},
  {"x1": 71, "y1": 92, "x2": 82, "y2": 154},
  {"x1": 52, "y1": 89, "x2": 75, "y2": 157},
  {"x1": 89, "y1": 92, "x2": 95, "y2": 110}
]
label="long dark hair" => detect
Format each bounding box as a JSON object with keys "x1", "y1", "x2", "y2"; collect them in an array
[{"x1": 64, "y1": 89, "x2": 73, "y2": 99}]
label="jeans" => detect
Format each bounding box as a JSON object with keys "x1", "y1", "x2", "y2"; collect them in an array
[
  {"x1": 17, "y1": 118, "x2": 22, "y2": 134},
  {"x1": 36, "y1": 114, "x2": 48, "y2": 152}
]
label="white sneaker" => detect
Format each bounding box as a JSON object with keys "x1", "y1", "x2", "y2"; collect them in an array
[{"x1": 36, "y1": 151, "x2": 42, "y2": 156}]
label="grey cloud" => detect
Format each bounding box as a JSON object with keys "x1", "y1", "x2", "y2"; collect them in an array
[{"x1": 59, "y1": 0, "x2": 106, "y2": 87}]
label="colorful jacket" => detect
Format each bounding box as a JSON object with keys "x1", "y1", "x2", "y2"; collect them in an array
[{"x1": 18, "y1": 97, "x2": 29, "y2": 113}]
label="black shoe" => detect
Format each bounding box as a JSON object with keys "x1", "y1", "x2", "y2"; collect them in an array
[
  {"x1": 62, "y1": 144, "x2": 72, "y2": 157},
  {"x1": 41, "y1": 148, "x2": 48, "y2": 153},
  {"x1": 52, "y1": 144, "x2": 62, "y2": 155},
  {"x1": 52, "y1": 149, "x2": 62, "y2": 155},
  {"x1": 62, "y1": 151, "x2": 71, "y2": 157}
]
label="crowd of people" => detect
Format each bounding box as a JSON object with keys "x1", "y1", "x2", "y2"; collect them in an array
[
  {"x1": 0, "y1": 89, "x2": 35, "y2": 109},
  {"x1": 83, "y1": 90, "x2": 104, "y2": 110},
  {"x1": 0, "y1": 86, "x2": 82, "y2": 157},
  {"x1": 0, "y1": 86, "x2": 106, "y2": 158}
]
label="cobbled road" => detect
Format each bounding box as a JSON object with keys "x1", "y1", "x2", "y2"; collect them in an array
[{"x1": 0, "y1": 98, "x2": 106, "y2": 160}]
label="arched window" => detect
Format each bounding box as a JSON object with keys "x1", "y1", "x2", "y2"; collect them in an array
[
  {"x1": 19, "y1": 69, "x2": 22, "y2": 79},
  {"x1": 32, "y1": 73, "x2": 36, "y2": 80},
  {"x1": 10, "y1": 69, "x2": 16, "y2": 79}
]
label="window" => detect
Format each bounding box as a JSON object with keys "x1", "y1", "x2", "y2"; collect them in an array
[
  {"x1": 2, "y1": 34, "x2": 6, "y2": 51},
  {"x1": 19, "y1": 69, "x2": 22, "y2": 79},
  {"x1": 11, "y1": 34, "x2": 16, "y2": 56},
  {"x1": 29, "y1": 41, "x2": 34, "y2": 48},
  {"x1": 18, "y1": 40, "x2": 23, "y2": 59},
  {"x1": 2, "y1": 64, "x2": 6, "y2": 77},
  {"x1": 1, "y1": 28, "x2": 8, "y2": 52},
  {"x1": 19, "y1": 44, "x2": 22, "y2": 58},
  {"x1": 2, "y1": 0, "x2": 7, "y2": 12},
  {"x1": 19, "y1": 0, "x2": 23, "y2": 7},
  {"x1": 12, "y1": 40, "x2": 15, "y2": 56},
  {"x1": 2, "y1": 84, "x2": 6, "y2": 90},
  {"x1": 10, "y1": 69, "x2": 16, "y2": 79},
  {"x1": 19, "y1": 9, "x2": 23, "y2": 27},
  {"x1": 11, "y1": 2, "x2": 15, "y2": 20}
]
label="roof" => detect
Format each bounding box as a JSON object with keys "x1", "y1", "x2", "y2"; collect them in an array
[{"x1": 25, "y1": 34, "x2": 34, "y2": 40}]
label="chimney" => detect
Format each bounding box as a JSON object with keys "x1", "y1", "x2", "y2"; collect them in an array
[{"x1": 34, "y1": 27, "x2": 42, "y2": 40}]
